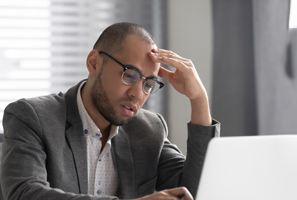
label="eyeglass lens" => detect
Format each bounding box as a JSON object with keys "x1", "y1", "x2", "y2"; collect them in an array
[{"x1": 122, "y1": 69, "x2": 160, "y2": 94}]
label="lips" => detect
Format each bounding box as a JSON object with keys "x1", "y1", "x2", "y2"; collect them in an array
[
  {"x1": 122, "y1": 103, "x2": 137, "y2": 112},
  {"x1": 121, "y1": 103, "x2": 137, "y2": 117},
  {"x1": 124, "y1": 105, "x2": 133, "y2": 111}
]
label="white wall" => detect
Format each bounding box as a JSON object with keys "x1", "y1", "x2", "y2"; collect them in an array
[{"x1": 167, "y1": 0, "x2": 213, "y2": 154}]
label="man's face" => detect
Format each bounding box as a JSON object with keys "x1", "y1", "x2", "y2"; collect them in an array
[{"x1": 90, "y1": 35, "x2": 159, "y2": 126}]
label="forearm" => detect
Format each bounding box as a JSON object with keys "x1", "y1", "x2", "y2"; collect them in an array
[
  {"x1": 190, "y1": 94, "x2": 212, "y2": 126},
  {"x1": 182, "y1": 121, "x2": 220, "y2": 197},
  {"x1": 155, "y1": 119, "x2": 219, "y2": 197}
]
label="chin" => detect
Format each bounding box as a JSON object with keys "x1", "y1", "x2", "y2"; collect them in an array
[{"x1": 106, "y1": 115, "x2": 134, "y2": 126}]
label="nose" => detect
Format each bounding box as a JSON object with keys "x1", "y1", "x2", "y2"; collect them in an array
[{"x1": 127, "y1": 80, "x2": 144, "y2": 100}]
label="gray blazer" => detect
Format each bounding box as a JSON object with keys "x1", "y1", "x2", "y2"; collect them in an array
[{"x1": 0, "y1": 81, "x2": 220, "y2": 200}]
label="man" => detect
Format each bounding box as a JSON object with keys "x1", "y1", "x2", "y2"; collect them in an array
[{"x1": 1, "y1": 22, "x2": 220, "y2": 200}]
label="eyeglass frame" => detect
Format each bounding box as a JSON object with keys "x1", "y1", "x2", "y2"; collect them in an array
[{"x1": 98, "y1": 51, "x2": 164, "y2": 95}]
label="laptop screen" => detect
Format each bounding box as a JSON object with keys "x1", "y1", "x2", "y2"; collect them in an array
[{"x1": 196, "y1": 135, "x2": 297, "y2": 200}]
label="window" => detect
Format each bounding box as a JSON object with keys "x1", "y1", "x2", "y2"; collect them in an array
[
  {"x1": 0, "y1": 0, "x2": 167, "y2": 133},
  {"x1": 290, "y1": 0, "x2": 297, "y2": 28}
]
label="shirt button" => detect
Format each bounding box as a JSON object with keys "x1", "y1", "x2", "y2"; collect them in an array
[
  {"x1": 84, "y1": 129, "x2": 88, "y2": 134},
  {"x1": 97, "y1": 189, "x2": 101, "y2": 195}
]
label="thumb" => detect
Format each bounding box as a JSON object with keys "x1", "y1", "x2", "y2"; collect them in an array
[
  {"x1": 158, "y1": 66, "x2": 172, "y2": 82},
  {"x1": 166, "y1": 187, "x2": 193, "y2": 200}
]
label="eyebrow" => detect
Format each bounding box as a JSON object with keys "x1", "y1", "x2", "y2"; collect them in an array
[
  {"x1": 125, "y1": 64, "x2": 158, "y2": 79},
  {"x1": 99, "y1": 51, "x2": 158, "y2": 79}
]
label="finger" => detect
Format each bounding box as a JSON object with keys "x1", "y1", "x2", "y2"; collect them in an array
[
  {"x1": 150, "y1": 52, "x2": 192, "y2": 75},
  {"x1": 161, "y1": 57, "x2": 192, "y2": 74},
  {"x1": 149, "y1": 52, "x2": 162, "y2": 63},
  {"x1": 153, "y1": 50, "x2": 192, "y2": 69},
  {"x1": 156, "y1": 49, "x2": 179, "y2": 55},
  {"x1": 165, "y1": 187, "x2": 193, "y2": 200},
  {"x1": 151, "y1": 48, "x2": 158, "y2": 53},
  {"x1": 154, "y1": 48, "x2": 173, "y2": 54},
  {"x1": 149, "y1": 51, "x2": 176, "y2": 66},
  {"x1": 158, "y1": 66, "x2": 173, "y2": 82},
  {"x1": 155, "y1": 49, "x2": 187, "y2": 60}
]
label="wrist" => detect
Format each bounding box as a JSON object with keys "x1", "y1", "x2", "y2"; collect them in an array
[{"x1": 190, "y1": 96, "x2": 212, "y2": 126}]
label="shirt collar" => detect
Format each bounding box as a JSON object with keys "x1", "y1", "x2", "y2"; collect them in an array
[{"x1": 76, "y1": 81, "x2": 119, "y2": 139}]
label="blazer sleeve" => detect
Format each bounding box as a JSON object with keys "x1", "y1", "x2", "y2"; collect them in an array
[
  {"x1": 0, "y1": 99, "x2": 117, "y2": 200},
  {"x1": 155, "y1": 113, "x2": 220, "y2": 198}
]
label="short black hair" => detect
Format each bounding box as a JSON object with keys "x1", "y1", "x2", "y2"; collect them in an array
[{"x1": 93, "y1": 22, "x2": 156, "y2": 54}]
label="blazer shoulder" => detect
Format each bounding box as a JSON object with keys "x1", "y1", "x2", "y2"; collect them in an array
[
  {"x1": 5, "y1": 92, "x2": 66, "y2": 117},
  {"x1": 134, "y1": 109, "x2": 167, "y2": 126},
  {"x1": 122, "y1": 109, "x2": 169, "y2": 138},
  {"x1": 4, "y1": 93, "x2": 67, "y2": 137}
]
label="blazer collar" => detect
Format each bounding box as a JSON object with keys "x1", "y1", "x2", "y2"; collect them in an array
[
  {"x1": 112, "y1": 127, "x2": 135, "y2": 199},
  {"x1": 64, "y1": 80, "x2": 88, "y2": 194}
]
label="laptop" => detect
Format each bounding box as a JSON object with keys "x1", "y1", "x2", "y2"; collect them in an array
[{"x1": 195, "y1": 135, "x2": 297, "y2": 200}]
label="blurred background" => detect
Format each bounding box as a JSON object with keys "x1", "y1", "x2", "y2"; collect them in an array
[{"x1": 0, "y1": 0, "x2": 296, "y2": 155}]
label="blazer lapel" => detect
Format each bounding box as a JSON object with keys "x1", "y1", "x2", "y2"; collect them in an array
[
  {"x1": 64, "y1": 81, "x2": 88, "y2": 194},
  {"x1": 112, "y1": 127, "x2": 135, "y2": 199},
  {"x1": 65, "y1": 124, "x2": 88, "y2": 194}
]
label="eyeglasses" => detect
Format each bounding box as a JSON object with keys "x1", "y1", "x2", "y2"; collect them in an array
[{"x1": 99, "y1": 51, "x2": 164, "y2": 95}]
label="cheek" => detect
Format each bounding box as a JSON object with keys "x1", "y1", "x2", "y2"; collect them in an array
[
  {"x1": 101, "y1": 68, "x2": 126, "y2": 95},
  {"x1": 101, "y1": 75, "x2": 127, "y2": 100}
]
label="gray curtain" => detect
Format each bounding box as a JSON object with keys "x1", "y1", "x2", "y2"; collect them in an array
[{"x1": 212, "y1": 0, "x2": 297, "y2": 136}]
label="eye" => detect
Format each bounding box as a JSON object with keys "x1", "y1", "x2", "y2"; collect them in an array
[
  {"x1": 123, "y1": 69, "x2": 140, "y2": 83},
  {"x1": 144, "y1": 82, "x2": 153, "y2": 89},
  {"x1": 125, "y1": 74, "x2": 136, "y2": 80}
]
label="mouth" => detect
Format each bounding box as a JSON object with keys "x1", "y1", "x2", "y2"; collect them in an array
[
  {"x1": 121, "y1": 103, "x2": 137, "y2": 117},
  {"x1": 123, "y1": 105, "x2": 133, "y2": 111}
]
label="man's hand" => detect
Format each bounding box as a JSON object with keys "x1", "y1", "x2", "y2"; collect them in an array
[
  {"x1": 149, "y1": 49, "x2": 212, "y2": 126},
  {"x1": 149, "y1": 49, "x2": 206, "y2": 101},
  {"x1": 137, "y1": 187, "x2": 193, "y2": 200}
]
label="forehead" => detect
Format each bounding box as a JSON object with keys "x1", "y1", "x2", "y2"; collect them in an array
[{"x1": 116, "y1": 35, "x2": 159, "y2": 77}]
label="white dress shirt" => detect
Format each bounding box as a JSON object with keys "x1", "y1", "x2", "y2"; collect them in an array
[{"x1": 77, "y1": 81, "x2": 118, "y2": 196}]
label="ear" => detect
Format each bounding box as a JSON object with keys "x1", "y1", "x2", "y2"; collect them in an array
[{"x1": 86, "y1": 49, "x2": 103, "y2": 77}]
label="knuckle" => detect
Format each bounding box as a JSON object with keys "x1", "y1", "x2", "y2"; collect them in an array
[
  {"x1": 168, "y1": 51, "x2": 175, "y2": 57},
  {"x1": 181, "y1": 186, "x2": 188, "y2": 191},
  {"x1": 186, "y1": 59, "x2": 192, "y2": 63},
  {"x1": 158, "y1": 190, "x2": 167, "y2": 196}
]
